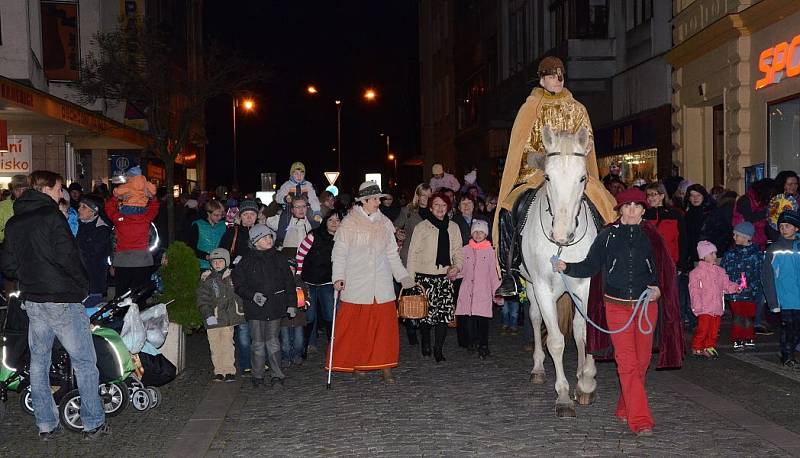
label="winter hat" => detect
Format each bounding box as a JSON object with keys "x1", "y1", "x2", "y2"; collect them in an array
[
  {"x1": 470, "y1": 219, "x2": 489, "y2": 236},
  {"x1": 208, "y1": 248, "x2": 231, "y2": 268},
  {"x1": 614, "y1": 188, "x2": 648, "y2": 210},
  {"x1": 432, "y1": 163, "x2": 444, "y2": 175},
  {"x1": 733, "y1": 221, "x2": 755, "y2": 239},
  {"x1": 249, "y1": 224, "x2": 275, "y2": 244},
  {"x1": 355, "y1": 180, "x2": 389, "y2": 202},
  {"x1": 238, "y1": 200, "x2": 259, "y2": 216},
  {"x1": 67, "y1": 182, "x2": 83, "y2": 193},
  {"x1": 697, "y1": 240, "x2": 717, "y2": 260},
  {"x1": 290, "y1": 162, "x2": 306, "y2": 175},
  {"x1": 79, "y1": 197, "x2": 99, "y2": 214},
  {"x1": 126, "y1": 166, "x2": 142, "y2": 177},
  {"x1": 778, "y1": 210, "x2": 800, "y2": 230}
]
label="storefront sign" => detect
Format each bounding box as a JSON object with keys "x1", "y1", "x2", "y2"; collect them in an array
[
  {"x1": 0, "y1": 135, "x2": 33, "y2": 174},
  {"x1": 756, "y1": 33, "x2": 800, "y2": 90}
]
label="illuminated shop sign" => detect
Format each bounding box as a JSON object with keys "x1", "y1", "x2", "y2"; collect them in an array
[{"x1": 756, "y1": 33, "x2": 800, "y2": 90}]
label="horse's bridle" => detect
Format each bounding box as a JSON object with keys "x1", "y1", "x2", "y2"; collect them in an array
[{"x1": 538, "y1": 151, "x2": 590, "y2": 254}]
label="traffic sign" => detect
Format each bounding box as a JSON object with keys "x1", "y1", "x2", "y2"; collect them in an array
[{"x1": 324, "y1": 171, "x2": 340, "y2": 186}]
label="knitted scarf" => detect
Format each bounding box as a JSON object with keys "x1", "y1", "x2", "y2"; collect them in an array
[{"x1": 425, "y1": 213, "x2": 451, "y2": 269}]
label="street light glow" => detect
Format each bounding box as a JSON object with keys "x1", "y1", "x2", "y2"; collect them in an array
[
  {"x1": 335, "y1": 100, "x2": 341, "y2": 105},
  {"x1": 242, "y1": 98, "x2": 255, "y2": 111},
  {"x1": 364, "y1": 88, "x2": 377, "y2": 101},
  {"x1": 307, "y1": 85, "x2": 318, "y2": 94},
  {"x1": 388, "y1": 153, "x2": 395, "y2": 161}
]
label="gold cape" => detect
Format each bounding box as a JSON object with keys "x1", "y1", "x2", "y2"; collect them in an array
[{"x1": 492, "y1": 87, "x2": 618, "y2": 248}]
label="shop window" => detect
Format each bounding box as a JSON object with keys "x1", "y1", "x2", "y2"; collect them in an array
[
  {"x1": 597, "y1": 149, "x2": 658, "y2": 185},
  {"x1": 768, "y1": 97, "x2": 800, "y2": 178}
]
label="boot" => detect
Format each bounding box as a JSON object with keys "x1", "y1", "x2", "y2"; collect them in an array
[
  {"x1": 478, "y1": 346, "x2": 490, "y2": 359},
  {"x1": 420, "y1": 324, "x2": 432, "y2": 357},
  {"x1": 406, "y1": 322, "x2": 418, "y2": 345},
  {"x1": 496, "y1": 209, "x2": 520, "y2": 297},
  {"x1": 433, "y1": 324, "x2": 447, "y2": 363}
]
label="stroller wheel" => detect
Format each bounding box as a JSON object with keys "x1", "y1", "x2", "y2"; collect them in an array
[
  {"x1": 58, "y1": 389, "x2": 84, "y2": 433},
  {"x1": 130, "y1": 388, "x2": 151, "y2": 411},
  {"x1": 19, "y1": 386, "x2": 34, "y2": 416},
  {"x1": 146, "y1": 387, "x2": 161, "y2": 409},
  {"x1": 100, "y1": 382, "x2": 128, "y2": 417}
]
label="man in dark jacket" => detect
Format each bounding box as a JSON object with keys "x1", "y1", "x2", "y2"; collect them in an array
[
  {"x1": 77, "y1": 194, "x2": 112, "y2": 308},
  {"x1": 1, "y1": 171, "x2": 110, "y2": 440}
]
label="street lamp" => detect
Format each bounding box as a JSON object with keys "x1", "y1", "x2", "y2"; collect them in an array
[
  {"x1": 307, "y1": 85, "x2": 318, "y2": 95},
  {"x1": 232, "y1": 96, "x2": 255, "y2": 186},
  {"x1": 364, "y1": 88, "x2": 377, "y2": 101},
  {"x1": 387, "y1": 152, "x2": 397, "y2": 181}
]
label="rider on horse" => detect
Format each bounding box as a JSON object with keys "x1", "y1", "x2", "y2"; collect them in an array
[{"x1": 493, "y1": 56, "x2": 617, "y2": 296}]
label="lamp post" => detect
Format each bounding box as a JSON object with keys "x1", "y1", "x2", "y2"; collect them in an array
[
  {"x1": 232, "y1": 96, "x2": 255, "y2": 186},
  {"x1": 388, "y1": 153, "x2": 397, "y2": 182}
]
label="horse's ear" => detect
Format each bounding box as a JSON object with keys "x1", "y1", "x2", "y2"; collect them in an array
[
  {"x1": 576, "y1": 127, "x2": 590, "y2": 155},
  {"x1": 542, "y1": 125, "x2": 555, "y2": 152}
]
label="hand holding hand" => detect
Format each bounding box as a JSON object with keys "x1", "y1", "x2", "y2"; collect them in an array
[
  {"x1": 400, "y1": 276, "x2": 415, "y2": 290},
  {"x1": 253, "y1": 292, "x2": 267, "y2": 306},
  {"x1": 334, "y1": 280, "x2": 345, "y2": 291}
]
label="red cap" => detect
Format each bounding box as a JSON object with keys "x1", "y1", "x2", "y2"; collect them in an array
[{"x1": 614, "y1": 187, "x2": 648, "y2": 210}]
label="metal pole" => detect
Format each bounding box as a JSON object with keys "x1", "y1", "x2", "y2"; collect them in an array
[
  {"x1": 326, "y1": 289, "x2": 340, "y2": 389},
  {"x1": 232, "y1": 97, "x2": 238, "y2": 186},
  {"x1": 336, "y1": 102, "x2": 342, "y2": 178}
]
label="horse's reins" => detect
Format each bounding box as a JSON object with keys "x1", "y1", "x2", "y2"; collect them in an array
[{"x1": 538, "y1": 152, "x2": 655, "y2": 335}]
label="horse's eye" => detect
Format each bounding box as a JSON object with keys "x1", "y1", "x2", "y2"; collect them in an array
[
  {"x1": 580, "y1": 175, "x2": 587, "y2": 182},
  {"x1": 544, "y1": 175, "x2": 550, "y2": 181}
]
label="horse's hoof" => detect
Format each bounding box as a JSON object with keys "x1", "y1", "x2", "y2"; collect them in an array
[
  {"x1": 555, "y1": 402, "x2": 577, "y2": 418},
  {"x1": 530, "y1": 372, "x2": 546, "y2": 384},
  {"x1": 574, "y1": 387, "x2": 597, "y2": 406}
]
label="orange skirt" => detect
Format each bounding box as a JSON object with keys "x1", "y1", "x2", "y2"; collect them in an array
[{"x1": 325, "y1": 300, "x2": 399, "y2": 372}]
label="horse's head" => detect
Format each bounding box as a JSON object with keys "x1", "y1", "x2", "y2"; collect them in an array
[{"x1": 541, "y1": 125, "x2": 590, "y2": 246}]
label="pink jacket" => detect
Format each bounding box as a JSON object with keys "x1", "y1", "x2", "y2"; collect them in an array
[
  {"x1": 455, "y1": 241, "x2": 500, "y2": 318},
  {"x1": 688, "y1": 261, "x2": 739, "y2": 317}
]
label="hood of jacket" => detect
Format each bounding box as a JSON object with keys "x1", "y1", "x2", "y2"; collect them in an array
[{"x1": 13, "y1": 189, "x2": 57, "y2": 215}]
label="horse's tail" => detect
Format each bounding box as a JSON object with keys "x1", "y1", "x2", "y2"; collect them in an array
[{"x1": 557, "y1": 293, "x2": 574, "y2": 338}]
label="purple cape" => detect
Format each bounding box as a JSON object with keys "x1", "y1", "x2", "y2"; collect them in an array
[{"x1": 586, "y1": 221, "x2": 685, "y2": 369}]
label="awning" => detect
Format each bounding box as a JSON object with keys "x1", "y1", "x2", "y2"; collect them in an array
[{"x1": 0, "y1": 75, "x2": 151, "y2": 149}]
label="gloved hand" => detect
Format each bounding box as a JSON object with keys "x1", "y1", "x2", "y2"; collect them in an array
[
  {"x1": 253, "y1": 292, "x2": 267, "y2": 307},
  {"x1": 287, "y1": 306, "x2": 297, "y2": 318},
  {"x1": 206, "y1": 316, "x2": 218, "y2": 326},
  {"x1": 400, "y1": 276, "x2": 415, "y2": 290}
]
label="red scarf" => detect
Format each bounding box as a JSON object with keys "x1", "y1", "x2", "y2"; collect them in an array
[{"x1": 468, "y1": 239, "x2": 491, "y2": 250}]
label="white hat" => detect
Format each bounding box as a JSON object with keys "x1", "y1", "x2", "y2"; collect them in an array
[
  {"x1": 355, "y1": 180, "x2": 389, "y2": 202},
  {"x1": 471, "y1": 219, "x2": 489, "y2": 236}
]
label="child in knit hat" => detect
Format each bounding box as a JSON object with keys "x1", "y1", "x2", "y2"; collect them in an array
[
  {"x1": 454, "y1": 219, "x2": 500, "y2": 358},
  {"x1": 720, "y1": 222, "x2": 763, "y2": 351},
  {"x1": 275, "y1": 162, "x2": 322, "y2": 223},
  {"x1": 689, "y1": 240, "x2": 742, "y2": 358},
  {"x1": 113, "y1": 165, "x2": 157, "y2": 215}
]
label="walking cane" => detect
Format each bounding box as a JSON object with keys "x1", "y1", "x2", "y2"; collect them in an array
[{"x1": 326, "y1": 289, "x2": 340, "y2": 389}]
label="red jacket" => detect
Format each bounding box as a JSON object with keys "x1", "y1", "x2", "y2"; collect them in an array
[{"x1": 105, "y1": 198, "x2": 160, "y2": 252}]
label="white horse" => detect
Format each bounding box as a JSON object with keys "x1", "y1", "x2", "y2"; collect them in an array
[{"x1": 519, "y1": 125, "x2": 599, "y2": 418}]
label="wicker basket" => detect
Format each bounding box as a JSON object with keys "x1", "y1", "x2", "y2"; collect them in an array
[{"x1": 398, "y1": 284, "x2": 428, "y2": 319}]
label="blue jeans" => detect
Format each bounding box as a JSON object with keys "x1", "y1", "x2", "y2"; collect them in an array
[
  {"x1": 24, "y1": 301, "x2": 105, "y2": 432},
  {"x1": 280, "y1": 326, "x2": 304, "y2": 362},
  {"x1": 305, "y1": 284, "x2": 335, "y2": 348},
  {"x1": 234, "y1": 323, "x2": 251, "y2": 371},
  {"x1": 501, "y1": 299, "x2": 520, "y2": 328},
  {"x1": 119, "y1": 204, "x2": 147, "y2": 215}
]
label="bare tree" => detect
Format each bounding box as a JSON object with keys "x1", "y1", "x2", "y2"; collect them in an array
[{"x1": 77, "y1": 20, "x2": 267, "y2": 242}]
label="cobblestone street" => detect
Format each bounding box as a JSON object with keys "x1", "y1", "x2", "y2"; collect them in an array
[{"x1": 3, "y1": 316, "x2": 800, "y2": 456}]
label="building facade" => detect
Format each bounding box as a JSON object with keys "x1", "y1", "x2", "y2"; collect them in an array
[
  {"x1": 667, "y1": 0, "x2": 800, "y2": 192},
  {"x1": 0, "y1": 0, "x2": 205, "y2": 192}
]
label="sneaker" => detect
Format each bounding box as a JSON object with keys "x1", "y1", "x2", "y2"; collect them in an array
[
  {"x1": 754, "y1": 326, "x2": 773, "y2": 336},
  {"x1": 704, "y1": 348, "x2": 719, "y2": 359},
  {"x1": 251, "y1": 377, "x2": 264, "y2": 388},
  {"x1": 224, "y1": 374, "x2": 236, "y2": 382},
  {"x1": 213, "y1": 374, "x2": 225, "y2": 382},
  {"x1": 39, "y1": 424, "x2": 64, "y2": 442},
  {"x1": 732, "y1": 341, "x2": 744, "y2": 352},
  {"x1": 242, "y1": 368, "x2": 252, "y2": 377},
  {"x1": 692, "y1": 349, "x2": 705, "y2": 358},
  {"x1": 83, "y1": 423, "x2": 111, "y2": 441},
  {"x1": 635, "y1": 428, "x2": 653, "y2": 437},
  {"x1": 782, "y1": 359, "x2": 798, "y2": 369},
  {"x1": 306, "y1": 345, "x2": 318, "y2": 354},
  {"x1": 270, "y1": 377, "x2": 285, "y2": 389},
  {"x1": 744, "y1": 340, "x2": 757, "y2": 351}
]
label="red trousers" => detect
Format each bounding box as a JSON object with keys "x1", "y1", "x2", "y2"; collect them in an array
[
  {"x1": 691, "y1": 314, "x2": 721, "y2": 351},
  {"x1": 730, "y1": 301, "x2": 756, "y2": 341},
  {"x1": 606, "y1": 301, "x2": 658, "y2": 433},
  {"x1": 325, "y1": 300, "x2": 399, "y2": 372}
]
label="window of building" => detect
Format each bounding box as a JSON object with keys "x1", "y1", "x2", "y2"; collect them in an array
[
  {"x1": 509, "y1": 5, "x2": 527, "y2": 74},
  {"x1": 549, "y1": 0, "x2": 609, "y2": 42},
  {"x1": 768, "y1": 96, "x2": 800, "y2": 178},
  {"x1": 626, "y1": 0, "x2": 653, "y2": 31}
]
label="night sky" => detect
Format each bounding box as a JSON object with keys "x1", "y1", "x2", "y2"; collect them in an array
[{"x1": 203, "y1": 1, "x2": 421, "y2": 195}]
